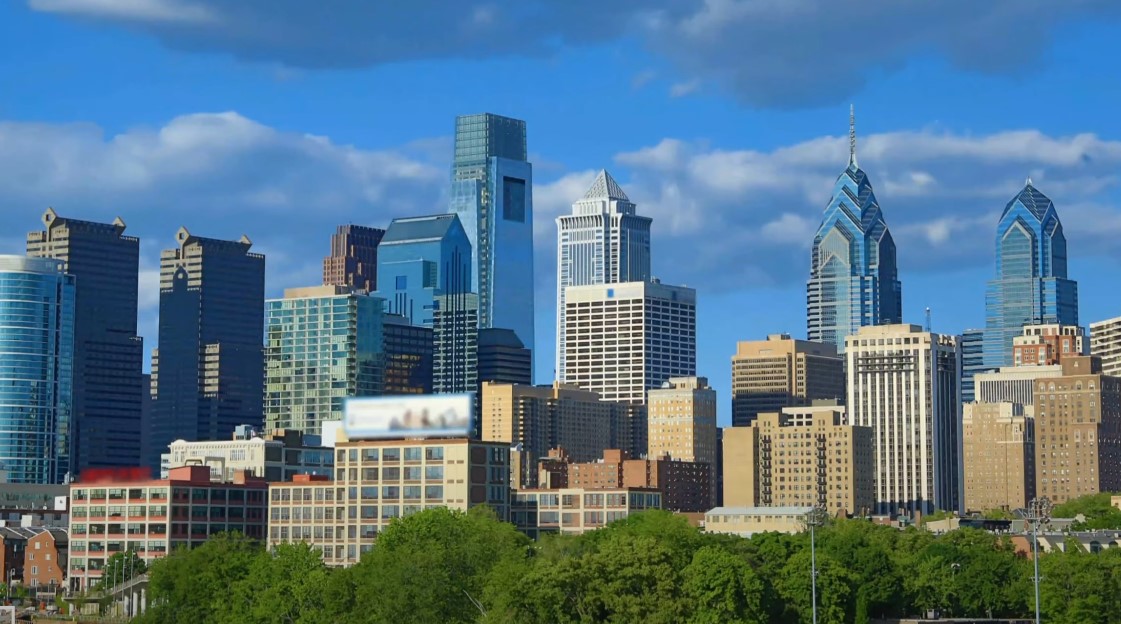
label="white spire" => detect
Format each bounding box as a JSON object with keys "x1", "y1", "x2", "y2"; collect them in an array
[
  {"x1": 849, "y1": 104, "x2": 858, "y2": 168},
  {"x1": 1026, "y1": 176, "x2": 1033, "y2": 187}
]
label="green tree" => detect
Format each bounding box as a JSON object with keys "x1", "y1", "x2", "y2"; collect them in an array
[
  {"x1": 776, "y1": 550, "x2": 855, "y2": 624},
  {"x1": 135, "y1": 532, "x2": 263, "y2": 624},
  {"x1": 98, "y1": 550, "x2": 148, "y2": 589},
  {"x1": 220, "y1": 542, "x2": 333, "y2": 624},
  {"x1": 682, "y1": 546, "x2": 766, "y2": 624},
  {"x1": 1053, "y1": 493, "x2": 1121, "y2": 530}
]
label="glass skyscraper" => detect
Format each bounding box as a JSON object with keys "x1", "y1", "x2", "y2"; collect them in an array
[
  {"x1": 983, "y1": 180, "x2": 1078, "y2": 370},
  {"x1": 449, "y1": 113, "x2": 535, "y2": 364},
  {"x1": 264, "y1": 286, "x2": 384, "y2": 434},
  {"x1": 556, "y1": 170, "x2": 651, "y2": 381},
  {"x1": 806, "y1": 108, "x2": 902, "y2": 352},
  {"x1": 375, "y1": 214, "x2": 472, "y2": 328},
  {"x1": 960, "y1": 328, "x2": 985, "y2": 403},
  {"x1": 26, "y1": 208, "x2": 144, "y2": 474},
  {"x1": 0, "y1": 256, "x2": 75, "y2": 483},
  {"x1": 148, "y1": 228, "x2": 265, "y2": 472}
]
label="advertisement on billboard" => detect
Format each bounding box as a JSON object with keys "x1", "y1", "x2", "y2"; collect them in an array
[{"x1": 343, "y1": 394, "x2": 474, "y2": 440}]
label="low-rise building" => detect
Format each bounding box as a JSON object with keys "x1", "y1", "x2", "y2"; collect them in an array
[
  {"x1": 67, "y1": 466, "x2": 268, "y2": 590},
  {"x1": 567, "y1": 449, "x2": 711, "y2": 513},
  {"x1": 161, "y1": 427, "x2": 334, "y2": 482},
  {"x1": 704, "y1": 506, "x2": 813, "y2": 536},
  {"x1": 25, "y1": 528, "x2": 67, "y2": 591},
  {"x1": 511, "y1": 487, "x2": 662, "y2": 538},
  {"x1": 267, "y1": 437, "x2": 510, "y2": 567}
]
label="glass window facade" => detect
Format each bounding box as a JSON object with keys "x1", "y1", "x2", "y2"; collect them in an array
[{"x1": 0, "y1": 256, "x2": 75, "y2": 483}]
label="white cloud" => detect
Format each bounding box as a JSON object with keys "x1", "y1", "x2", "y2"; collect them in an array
[
  {"x1": 669, "y1": 79, "x2": 700, "y2": 98},
  {"x1": 27, "y1": 1, "x2": 1121, "y2": 107}
]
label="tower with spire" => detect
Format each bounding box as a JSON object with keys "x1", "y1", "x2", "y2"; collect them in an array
[
  {"x1": 556, "y1": 170, "x2": 652, "y2": 380},
  {"x1": 806, "y1": 107, "x2": 903, "y2": 352},
  {"x1": 981, "y1": 179, "x2": 1079, "y2": 369}
]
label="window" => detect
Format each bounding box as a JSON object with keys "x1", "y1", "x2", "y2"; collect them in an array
[{"x1": 395, "y1": 275, "x2": 407, "y2": 290}]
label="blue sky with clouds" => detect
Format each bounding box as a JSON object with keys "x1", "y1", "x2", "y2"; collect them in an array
[{"x1": 3, "y1": 1, "x2": 1121, "y2": 425}]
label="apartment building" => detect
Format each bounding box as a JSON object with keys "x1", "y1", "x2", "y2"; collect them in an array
[
  {"x1": 267, "y1": 437, "x2": 510, "y2": 567},
  {"x1": 647, "y1": 377, "x2": 718, "y2": 508},
  {"x1": 1091, "y1": 316, "x2": 1121, "y2": 378},
  {"x1": 566, "y1": 449, "x2": 711, "y2": 513},
  {"x1": 162, "y1": 428, "x2": 333, "y2": 482},
  {"x1": 511, "y1": 487, "x2": 662, "y2": 538},
  {"x1": 962, "y1": 402, "x2": 1035, "y2": 512},
  {"x1": 730, "y1": 334, "x2": 844, "y2": 427}
]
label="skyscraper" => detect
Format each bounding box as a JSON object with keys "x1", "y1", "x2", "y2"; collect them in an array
[
  {"x1": 730, "y1": 334, "x2": 844, "y2": 427},
  {"x1": 382, "y1": 313, "x2": 434, "y2": 395},
  {"x1": 846, "y1": 324, "x2": 962, "y2": 515},
  {"x1": 647, "y1": 377, "x2": 718, "y2": 508},
  {"x1": 960, "y1": 329, "x2": 985, "y2": 403},
  {"x1": 264, "y1": 286, "x2": 384, "y2": 434},
  {"x1": 807, "y1": 107, "x2": 902, "y2": 353},
  {"x1": 375, "y1": 214, "x2": 471, "y2": 328},
  {"x1": 26, "y1": 208, "x2": 144, "y2": 473},
  {"x1": 0, "y1": 256, "x2": 75, "y2": 483},
  {"x1": 556, "y1": 170, "x2": 652, "y2": 380},
  {"x1": 983, "y1": 181, "x2": 1078, "y2": 371},
  {"x1": 449, "y1": 113, "x2": 535, "y2": 359},
  {"x1": 477, "y1": 328, "x2": 532, "y2": 387},
  {"x1": 322, "y1": 224, "x2": 384, "y2": 292},
  {"x1": 432, "y1": 292, "x2": 480, "y2": 394},
  {"x1": 563, "y1": 280, "x2": 696, "y2": 404},
  {"x1": 148, "y1": 228, "x2": 265, "y2": 471}
]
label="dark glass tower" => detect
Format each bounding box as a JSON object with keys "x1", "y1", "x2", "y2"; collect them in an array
[
  {"x1": 147, "y1": 228, "x2": 265, "y2": 472},
  {"x1": 449, "y1": 113, "x2": 535, "y2": 364},
  {"x1": 323, "y1": 224, "x2": 384, "y2": 292},
  {"x1": 26, "y1": 208, "x2": 143, "y2": 475},
  {"x1": 806, "y1": 107, "x2": 902, "y2": 352},
  {"x1": 983, "y1": 181, "x2": 1079, "y2": 370}
]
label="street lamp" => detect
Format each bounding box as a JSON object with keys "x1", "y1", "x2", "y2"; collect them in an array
[
  {"x1": 805, "y1": 506, "x2": 829, "y2": 624},
  {"x1": 1027, "y1": 497, "x2": 1052, "y2": 624}
]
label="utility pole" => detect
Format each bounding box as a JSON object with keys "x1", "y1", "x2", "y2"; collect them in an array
[{"x1": 1028, "y1": 497, "x2": 1052, "y2": 624}]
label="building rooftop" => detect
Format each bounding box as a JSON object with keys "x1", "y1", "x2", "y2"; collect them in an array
[
  {"x1": 582, "y1": 169, "x2": 629, "y2": 201},
  {"x1": 706, "y1": 506, "x2": 814, "y2": 516},
  {"x1": 381, "y1": 214, "x2": 461, "y2": 245}
]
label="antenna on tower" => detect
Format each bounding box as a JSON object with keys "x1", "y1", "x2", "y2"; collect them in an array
[
  {"x1": 924, "y1": 307, "x2": 932, "y2": 333},
  {"x1": 849, "y1": 104, "x2": 857, "y2": 168}
]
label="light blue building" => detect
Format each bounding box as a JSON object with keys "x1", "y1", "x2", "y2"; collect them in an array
[
  {"x1": 449, "y1": 113, "x2": 535, "y2": 364},
  {"x1": 264, "y1": 285, "x2": 385, "y2": 435},
  {"x1": 806, "y1": 109, "x2": 902, "y2": 352},
  {"x1": 375, "y1": 214, "x2": 472, "y2": 328},
  {"x1": 982, "y1": 181, "x2": 1079, "y2": 370},
  {"x1": 0, "y1": 256, "x2": 75, "y2": 484},
  {"x1": 556, "y1": 170, "x2": 651, "y2": 381}
]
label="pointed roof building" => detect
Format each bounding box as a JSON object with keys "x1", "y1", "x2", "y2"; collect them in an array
[{"x1": 583, "y1": 169, "x2": 630, "y2": 202}]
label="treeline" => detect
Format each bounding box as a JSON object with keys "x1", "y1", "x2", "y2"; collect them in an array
[{"x1": 134, "y1": 507, "x2": 1121, "y2": 624}]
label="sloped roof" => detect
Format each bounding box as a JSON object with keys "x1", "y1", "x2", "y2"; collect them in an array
[
  {"x1": 381, "y1": 214, "x2": 460, "y2": 244},
  {"x1": 582, "y1": 170, "x2": 629, "y2": 201},
  {"x1": 1001, "y1": 182, "x2": 1055, "y2": 221}
]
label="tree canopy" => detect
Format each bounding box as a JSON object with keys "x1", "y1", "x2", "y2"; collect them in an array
[{"x1": 133, "y1": 508, "x2": 1121, "y2": 624}]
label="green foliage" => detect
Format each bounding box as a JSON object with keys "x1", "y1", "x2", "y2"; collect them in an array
[
  {"x1": 97, "y1": 550, "x2": 148, "y2": 589},
  {"x1": 1054, "y1": 492, "x2": 1121, "y2": 530},
  {"x1": 982, "y1": 508, "x2": 1015, "y2": 520},
  {"x1": 131, "y1": 508, "x2": 1121, "y2": 623}
]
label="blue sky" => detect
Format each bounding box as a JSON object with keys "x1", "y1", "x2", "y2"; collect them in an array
[{"x1": 2, "y1": 1, "x2": 1121, "y2": 426}]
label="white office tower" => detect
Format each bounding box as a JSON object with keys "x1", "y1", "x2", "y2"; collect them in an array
[
  {"x1": 556, "y1": 170, "x2": 652, "y2": 381},
  {"x1": 563, "y1": 280, "x2": 695, "y2": 404},
  {"x1": 845, "y1": 324, "x2": 962, "y2": 516}
]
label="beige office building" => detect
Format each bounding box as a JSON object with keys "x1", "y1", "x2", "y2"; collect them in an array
[
  {"x1": 480, "y1": 381, "x2": 646, "y2": 463},
  {"x1": 730, "y1": 334, "x2": 844, "y2": 427},
  {"x1": 723, "y1": 406, "x2": 873, "y2": 516},
  {"x1": 962, "y1": 402, "x2": 1035, "y2": 512},
  {"x1": 1033, "y1": 356, "x2": 1121, "y2": 504},
  {"x1": 647, "y1": 377, "x2": 718, "y2": 507},
  {"x1": 704, "y1": 506, "x2": 813, "y2": 536},
  {"x1": 846, "y1": 324, "x2": 962, "y2": 516},
  {"x1": 1091, "y1": 316, "x2": 1121, "y2": 378},
  {"x1": 561, "y1": 280, "x2": 696, "y2": 404},
  {"x1": 975, "y1": 365, "x2": 1063, "y2": 405},
  {"x1": 267, "y1": 437, "x2": 510, "y2": 566},
  {"x1": 511, "y1": 487, "x2": 662, "y2": 538}
]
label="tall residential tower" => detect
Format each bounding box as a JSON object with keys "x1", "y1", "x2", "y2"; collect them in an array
[
  {"x1": 556, "y1": 170, "x2": 652, "y2": 380},
  {"x1": 806, "y1": 108, "x2": 902, "y2": 353},
  {"x1": 26, "y1": 208, "x2": 144, "y2": 473},
  {"x1": 449, "y1": 113, "x2": 535, "y2": 361}
]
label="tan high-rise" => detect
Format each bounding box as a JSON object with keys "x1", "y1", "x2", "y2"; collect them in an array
[
  {"x1": 1090, "y1": 316, "x2": 1121, "y2": 378},
  {"x1": 722, "y1": 406, "x2": 873, "y2": 516},
  {"x1": 480, "y1": 381, "x2": 646, "y2": 463},
  {"x1": 647, "y1": 377, "x2": 717, "y2": 507},
  {"x1": 731, "y1": 334, "x2": 844, "y2": 427},
  {"x1": 1033, "y1": 355, "x2": 1121, "y2": 504},
  {"x1": 962, "y1": 402, "x2": 1035, "y2": 512}
]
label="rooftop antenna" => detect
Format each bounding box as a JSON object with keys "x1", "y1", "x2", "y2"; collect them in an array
[
  {"x1": 849, "y1": 104, "x2": 857, "y2": 168},
  {"x1": 924, "y1": 307, "x2": 932, "y2": 333}
]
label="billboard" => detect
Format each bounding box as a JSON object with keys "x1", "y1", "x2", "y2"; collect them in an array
[{"x1": 343, "y1": 394, "x2": 474, "y2": 440}]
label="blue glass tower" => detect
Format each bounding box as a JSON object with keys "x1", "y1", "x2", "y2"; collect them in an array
[
  {"x1": 0, "y1": 256, "x2": 75, "y2": 483},
  {"x1": 375, "y1": 214, "x2": 472, "y2": 328},
  {"x1": 982, "y1": 181, "x2": 1078, "y2": 370},
  {"x1": 960, "y1": 328, "x2": 985, "y2": 403},
  {"x1": 807, "y1": 108, "x2": 902, "y2": 352},
  {"x1": 449, "y1": 113, "x2": 535, "y2": 363}
]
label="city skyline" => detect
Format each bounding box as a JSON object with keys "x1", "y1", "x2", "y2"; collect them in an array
[{"x1": 2, "y1": 3, "x2": 1121, "y2": 426}]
